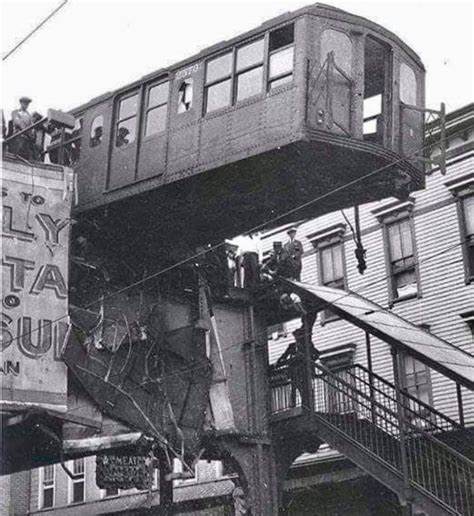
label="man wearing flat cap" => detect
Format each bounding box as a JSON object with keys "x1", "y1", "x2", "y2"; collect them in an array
[
  {"x1": 283, "y1": 227, "x2": 303, "y2": 280},
  {"x1": 10, "y1": 96, "x2": 34, "y2": 159}
]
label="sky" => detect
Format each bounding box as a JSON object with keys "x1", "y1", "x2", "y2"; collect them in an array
[{"x1": 1, "y1": 0, "x2": 473, "y2": 119}]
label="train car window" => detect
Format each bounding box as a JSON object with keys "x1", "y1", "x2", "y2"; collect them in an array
[
  {"x1": 400, "y1": 63, "x2": 417, "y2": 106},
  {"x1": 116, "y1": 94, "x2": 139, "y2": 147},
  {"x1": 268, "y1": 46, "x2": 294, "y2": 88},
  {"x1": 178, "y1": 79, "x2": 193, "y2": 113},
  {"x1": 206, "y1": 80, "x2": 232, "y2": 113},
  {"x1": 363, "y1": 95, "x2": 381, "y2": 135},
  {"x1": 206, "y1": 53, "x2": 232, "y2": 84},
  {"x1": 269, "y1": 24, "x2": 294, "y2": 52},
  {"x1": 236, "y1": 39, "x2": 264, "y2": 101},
  {"x1": 236, "y1": 39, "x2": 264, "y2": 71},
  {"x1": 237, "y1": 67, "x2": 264, "y2": 101},
  {"x1": 268, "y1": 25, "x2": 295, "y2": 89},
  {"x1": 320, "y1": 29, "x2": 352, "y2": 75},
  {"x1": 89, "y1": 115, "x2": 104, "y2": 147},
  {"x1": 205, "y1": 52, "x2": 233, "y2": 113},
  {"x1": 145, "y1": 82, "x2": 169, "y2": 136}
]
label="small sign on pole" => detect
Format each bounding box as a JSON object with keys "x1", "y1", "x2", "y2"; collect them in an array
[{"x1": 96, "y1": 452, "x2": 154, "y2": 491}]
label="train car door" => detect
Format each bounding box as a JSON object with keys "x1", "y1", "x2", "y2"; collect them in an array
[
  {"x1": 107, "y1": 89, "x2": 141, "y2": 190},
  {"x1": 363, "y1": 36, "x2": 392, "y2": 146},
  {"x1": 320, "y1": 29, "x2": 353, "y2": 136},
  {"x1": 399, "y1": 61, "x2": 424, "y2": 159},
  {"x1": 137, "y1": 79, "x2": 170, "y2": 180}
]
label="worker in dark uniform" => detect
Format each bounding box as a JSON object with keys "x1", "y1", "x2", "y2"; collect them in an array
[
  {"x1": 283, "y1": 227, "x2": 303, "y2": 281},
  {"x1": 10, "y1": 96, "x2": 34, "y2": 159},
  {"x1": 276, "y1": 332, "x2": 320, "y2": 409}
]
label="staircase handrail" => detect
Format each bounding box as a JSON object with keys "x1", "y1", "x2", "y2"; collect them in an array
[
  {"x1": 313, "y1": 362, "x2": 474, "y2": 468},
  {"x1": 334, "y1": 363, "x2": 462, "y2": 431}
]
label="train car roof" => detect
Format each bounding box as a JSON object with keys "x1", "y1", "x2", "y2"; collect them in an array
[{"x1": 72, "y1": 3, "x2": 425, "y2": 114}]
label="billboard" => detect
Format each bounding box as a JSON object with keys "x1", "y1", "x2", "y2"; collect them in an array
[{"x1": 1, "y1": 157, "x2": 74, "y2": 412}]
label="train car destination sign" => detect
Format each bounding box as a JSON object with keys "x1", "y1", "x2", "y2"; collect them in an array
[{"x1": 1, "y1": 158, "x2": 75, "y2": 412}]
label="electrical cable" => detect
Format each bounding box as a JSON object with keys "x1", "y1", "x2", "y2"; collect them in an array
[
  {"x1": 3, "y1": 128, "x2": 467, "y2": 362},
  {"x1": 2, "y1": 1, "x2": 69, "y2": 62}
]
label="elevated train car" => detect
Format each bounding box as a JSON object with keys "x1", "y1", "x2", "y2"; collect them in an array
[{"x1": 50, "y1": 3, "x2": 426, "y2": 258}]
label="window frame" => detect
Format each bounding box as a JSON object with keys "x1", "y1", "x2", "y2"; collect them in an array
[
  {"x1": 203, "y1": 23, "x2": 295, "y2": 115},
  {"x1": 234, "y1": 42, "x2": 265, "y2": 103},
  {"x1": 399, "y1": 61, "x2": 418, "y2": 107},
  {"x1": 172, "y1": 458, "x2": 198, "y2": 486},
  {"x1": 89, "y1": 114, "x2": 104, "y2": 148},
  {"x1": 458, "y1": 193, "x2": 474, "y2": 284},
  {"x1": 143, "y1": 80, "x2": 170, "y2": 138},
  {"x1": 320, "y1": 346, "x2": 356, "y2": 413},
  {"x1": 114, "y1": 90, "x2": 140, "y2": 149},
  {"x1": 68, "y1": 458, "x2": 86, "y2": 505},
  {"x1": 382, "y1": 212, "x2": 421, "y2": 305},
  {"x1": 177, "y1": 79, "x2": 194, "y2": 114},
  {"x1": 399, "y1": 352, "x2": 434, "y2": 424},
  {"x1": 311, "y1": 227, "x2": 348, "y2": 324},
  {"x1": 38, "y1": 465, "x2": 55, "y2": 510}
]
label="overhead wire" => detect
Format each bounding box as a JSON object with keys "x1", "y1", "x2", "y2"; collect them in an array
[
  {"x1": 3, "y1": 125, "x2": 466, "y2": 363},
  {"x1": 73, "y1": 240, "x2": 472, "y2": 391},
  {"x1": 2, "y1": 0, "x2": 69, "y2": 61}
]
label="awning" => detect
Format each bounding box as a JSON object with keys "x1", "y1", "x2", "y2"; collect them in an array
[{"x1": 285, "y1": 280, "x2": 474, "y2": 390}]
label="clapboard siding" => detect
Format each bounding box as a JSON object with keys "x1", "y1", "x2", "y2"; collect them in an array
[{"x1": 264, "y1": 142, "x2": 474, "y2": 425}]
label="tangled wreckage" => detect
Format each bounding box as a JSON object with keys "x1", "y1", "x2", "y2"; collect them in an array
[{"x1": 6, "y1": 5, "x2": 474, "y2": 516}]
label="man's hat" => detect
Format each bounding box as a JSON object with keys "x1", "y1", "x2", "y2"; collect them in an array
[
  {"x1": 19, "y1": 96, "x2": 32, "y2": 103},
  {"x1": 287, "y1": 227, "x2": 297, "y2": 234}
]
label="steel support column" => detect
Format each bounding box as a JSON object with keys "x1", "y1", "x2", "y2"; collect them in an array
[{"x1": 391, "y1": 348, "x2": 413, "y2": 516}]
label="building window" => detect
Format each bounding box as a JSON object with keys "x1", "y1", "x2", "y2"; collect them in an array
[
  {"x1": 172, "y1": 458, "x2": 197, "y2": 486},
  {"x1": 115, "y1": 93, "x2": 139, "y2": 147},
  {"x1": 385, "y1": 218, "x2": 419, "y2": 302},
  {"x1": 321, "y1": 345, "x2": 356, "y2": 413},
  {"x1": 460, "y1": 195, "x2": 474, "y2": 282},
  {"x1": 102, "y1": 487, "x2": 119, "y2": 498},
  {"x1": 401, "y1": 354, "x2": 432, "y2": 424},
  {"x1": 89, "y1": 115, "x2": 104, "y2": 147},
  {"x1": 178, "y1": 79, "x2": 193, "y2": 113},
  {"x1": 69, "y1": 458, "x2": 85, "y2": 504},
  {"x1": 145, "y1": 82, "x2": 169, "y2": 136},
  {"x1": 318, "y1": 241, "x2": 346, "y2": 321},
  {"x1": 39, "y1": 465, "x2": 55, "y2": 509},
  {"x1": 268, "y1": 24, "x2": 295, "y2": 89},
  {"x1": 400, "y1": 63, "x2": 417, "y2": 106}
]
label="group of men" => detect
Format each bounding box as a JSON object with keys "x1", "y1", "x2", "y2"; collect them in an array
[
  {"x1": 226, "y1": 226, "x2": 304, "y2": 290},
  {"x1": 2, "y1": 96, "x2": 44, "y2": 161}
]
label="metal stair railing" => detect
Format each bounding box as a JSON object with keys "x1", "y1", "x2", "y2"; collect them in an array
[
  {"x1": 310, "y1": 363, "x2": 473, "y2": 516},
  {"x1": 334, "y1": 363, "x2": 463, "y2": 435}
]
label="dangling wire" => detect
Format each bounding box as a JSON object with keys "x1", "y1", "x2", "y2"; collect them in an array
[{"x1": 341, "y1": 206, "x2": 367, "y2": 274}]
